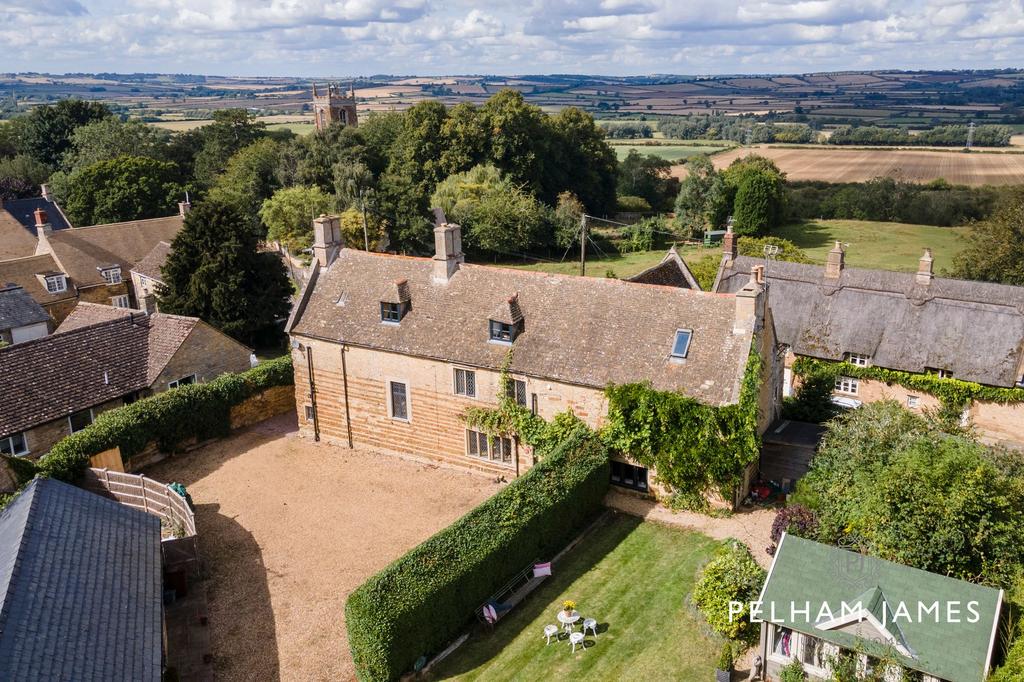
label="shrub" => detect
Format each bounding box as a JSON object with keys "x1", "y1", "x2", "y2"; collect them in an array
[
  {"x1": 345, "y1": 432, "x2": 609, "y2": 682},
  {"x1": 767, "y1": 504, "x2": 818, "y2": 555},
  {"x1": 616, "y1": 195, "x2": 652, "y2": 212},
  {"x1": 779, "y1": 658, "x2": 806, "y2": 682},
  {"x1": 38, "y1": 355, "x2": 293, "y2": 482},
  {"x1": 716, "y1": 641, "x2": 734, "y2": 671},
  {"x1": 692, "y1": 541, "x2": 766, "y2": 643}
]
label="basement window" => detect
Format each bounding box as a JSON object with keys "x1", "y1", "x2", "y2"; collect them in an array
[
  {"x1": 670, "y1": 329, "x2": 692, "y2": 359},
  {"x1": 610, "y1": 461, "x2": 648, "y2": 492}
]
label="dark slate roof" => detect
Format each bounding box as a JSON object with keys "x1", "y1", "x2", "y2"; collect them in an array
[
  {"x1": 290, "y1": 249, "x2": 758, "y2": 404},
  {"x1": 3, "y1": 196, "x2": 72, "y2": 232},
  {"x1": 44, "y1": 215, "x2": 183, "y2": 288},
  {"x1": 626, "y1": 246, "x2": 701, "y2": 290},
  {"x1": 131, "y1": 240, "x2": 172, "y2": 282},
  {"x1": 0, "y1": 312, "x2": 198, "y2": 437},
  {"x1": 760, "y1": 534, "x2": 1003, "y2": 682},
  {"x1": 716, "y1": 255, "x2": 1024, "y2": 387},
  {"x1": 0, "y1": 478, "x2": 161, "y2": 682},
  {"x1": 0, "y1": 284, "x2": 50, "y2": 331}
]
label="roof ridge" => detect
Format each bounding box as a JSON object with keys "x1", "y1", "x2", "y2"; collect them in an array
[
  {"x1": 66, "y1": 214, "x2": 183, "y2": 233},
  {"x1": 0, "y1": 479, "x2": 42, "y2": 636}
]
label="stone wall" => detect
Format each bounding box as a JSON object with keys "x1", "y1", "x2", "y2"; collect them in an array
[
  {"x1": 230, "y1": 384, "x2": 296, "y2": 430},
  {"x1": 970, "y1": 400, "x2": 1024, "y2": 448}
]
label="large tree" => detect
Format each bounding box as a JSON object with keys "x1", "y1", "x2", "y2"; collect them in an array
[
  {"x1": 479, "y1": 89, "x2": 547, "y2": 193},
  {"x1": 158, "y1": 199, "x2": 291, "y2": 343},
  {"x1": 56, "y1": 155, "x2": 183, "y2": 226},
  {"x1": 192, "y1": 109, "x2": 267, "y2": 187},
  {"x1": 12, "y1": 98, "x2": 111, "y2": 168},
  {"x1": 61, "y1": 118, "x2": 171, "y2": 171},
  {"x1": 258, "y1": 185, "x2": 336, "y2": 253},
  {"x1": 722, "y1": 155, "x2": 786, "y2": 235},
  {"x1": 674, "y1": 154, "x2": 728, "y2": 237},
  {"x1": 208, "y1": 138, "x2": 283, "y2": 235},
  {"x1": 0, "y1": 155, "x2": 51, "y2": 201},
  {"x1": 949, "y1": 195, "x2": 1024, "y2": 285},
  {"x1": 543, "y1": 107, "x2": 618, "y2": 214},
  {"x1": 617, "y1": 150, "x2": 677, "y2": 211}
]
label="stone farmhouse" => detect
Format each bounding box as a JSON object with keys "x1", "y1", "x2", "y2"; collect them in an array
[
  {"x1": 287, "y1": 213, "x2": 783, "y2": 502},
  {"x1": 713, "y1": 232, "x2": 1024, "y2": 448},
  {"x1": 0, "y1": 303, "x2": 252, "y2": 459}
]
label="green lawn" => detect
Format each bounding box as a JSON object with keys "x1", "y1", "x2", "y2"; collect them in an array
[
  {"x1": 266, "y1": 122, "x2": 316, "y2": 135},
  {"x1": 502, "y1": 244, "x2": 708, "y2": 279},
  {"x1": 432, "y1": 515, "x2": 724, "y2": 681},
  {"x1": 611, "y1": 144, "x2": 727, "y2": 162},
  {"x1": 773, "y1": 220, "x2": 969, "y2": 272}
]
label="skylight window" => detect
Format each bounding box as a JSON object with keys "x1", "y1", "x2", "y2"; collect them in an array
[{"x1": 671, "y1": 329, "x2": 692, "y2": 358}]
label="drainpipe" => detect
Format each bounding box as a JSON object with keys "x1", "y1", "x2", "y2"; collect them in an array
[
  {"x1": 306, "y1": 346, "x2": 319, "y2": 442},
  {"x1": 340, "y1": 344, "x2": 353, "y2": 448}
]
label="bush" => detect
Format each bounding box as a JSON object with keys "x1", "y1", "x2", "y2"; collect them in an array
[
  {"x1": 717, "y1": 641, "x2": 734, "y2": 671},
  {"x1": 345, "y1": 432, "x2": 609, "y2": 682},
  {"x1": 616, "y1": 195, "x2": 652, "y2": 212},
  {"x1": 38, "y1": 356, "x2": 293, "y2": 482},
  {"x1": 767, "y1": 505, "x2": 818, "y2": 555},
  {"x1": 692, "y1": 541, "x2": 766, "y2": 643},
  {"x1": 779, "y1": 658, "x2": 806, "y2": 681}
]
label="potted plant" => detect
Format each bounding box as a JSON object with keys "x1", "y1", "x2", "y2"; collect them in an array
[
  {"x1": 715, "y1": 642, "x2": 733, "y2": 682},
  {"x1": 562, "y1": 600, "x2": 577, "y2": 617}
]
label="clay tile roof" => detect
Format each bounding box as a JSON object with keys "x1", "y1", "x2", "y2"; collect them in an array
[
  {"x1": 130, "y1": 241, "x2": 172, "y2": 282},
  {"x1": 378, "y1": 278, "x2": 411, "y2": 304},
  {"x1": 0, "y1": 254, "x2": 76, "y2": 306},
  {"x1": 0, "y1": 312, "x2": 197, "y2": 437},
  {"x1": 0, "y1": 285, "x2": 50, "y2": 331},
  {"x1": 0, "y1": 209, "x2": 38, "y2": 261},
  {"x1": 54, "y1": 301, "x2": 139, "y2": 333},
  {"x1": 44, "y1": 215, "x2": 183, "y2": 288},
  {"x1": 716, "y1": 255, "x2": 1024, "y2": 387},
  {"x1": 291, "y1": 249, "x2": 753, "y2": 404}
]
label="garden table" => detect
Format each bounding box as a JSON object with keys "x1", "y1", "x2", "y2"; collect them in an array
[{"x1": 557, "y1": 610, "x2": 580, "y2": 634}]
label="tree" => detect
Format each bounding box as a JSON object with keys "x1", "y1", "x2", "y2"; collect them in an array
[
  {"x1": 158, "y1": 199, "x2": 291, "y2": 344},
  {"x1": 61, "y1": 118, "x2": 170, "y2": 171},
  {"x1": 258, "y1": 185, "x2": 336, "y2": 253},
  {"x1": 0, "y1": 154, "x2": 51, "y2": 200},
  {"x1": 13, "y1": 99, "x2": 111, "y2": 167},
  {"x1": 292, "y1": 123, "x2": 368, "y2": 191},
  {"x1": 724, "y1": 155, "x2": 786, "y2": 235},
  {"x1": 552, "y1": 191, "x2": 584, "y2": 249},
  {"x1": 949, "y1": 196, "x2": 1024, "y2": 285},
  {"x1": 56, "y1": 155, "x2": 183, "y2": 226},
  {"x1": 333, "y1": 160, "x2": 375, "y2": 209},
  {"x1": 431, "y1": 164, "x2": 549, "y2": 255},
  {"x1": 192, "y1": 109, "x2": 267, "y2": 187},
  {"x1": 479, "y1": 90, "x2": 547, "y2": 194},
  {"x1": 339, "y1": 207, "x2": 388, "y2": 251},
  {"x1": 692, "y1": 542, "x2": 766, "y2": 643},
  {"x1": 439, "y1": 102, "x2": 488, "y2": 176},
  {"x1": 674, "y1": 154, "x2": 728, "y2": 237},
  {"x1": 542, "y1": 107, "x2": 618, "y2": 213},
  {"x1": 208, "y1": 138, "x2": 283, "y2": 235},
  {"x1": 617, "y1": 150, "x2": 677, "y2": 212}
]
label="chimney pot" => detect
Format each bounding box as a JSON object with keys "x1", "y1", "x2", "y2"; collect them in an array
[
  {"x1": 916, "y1": 247, "x2": 934, "y2": 285},
  {"x1": 722, "y1": 222, "x2": 737, "y2": 262}
]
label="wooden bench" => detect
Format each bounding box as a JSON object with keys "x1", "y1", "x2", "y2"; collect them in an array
[{"x1": 475, "y1": 559, "x2": 548, "y2": 627}]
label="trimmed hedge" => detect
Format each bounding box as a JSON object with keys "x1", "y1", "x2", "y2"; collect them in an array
[
  {"x1": 345, "y1": 431, "x2": 610, "y2": 682},
  {"x1": 38, "y1": 355, "x2": 293, "y2": 482}
]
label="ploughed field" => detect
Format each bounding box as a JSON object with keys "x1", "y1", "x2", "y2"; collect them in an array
[{"x1": 671, "y1": 146, "x2": 1024, "y2": 185}]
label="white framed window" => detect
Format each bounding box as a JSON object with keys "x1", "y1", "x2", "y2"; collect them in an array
[
  {"x1": 454, "y1": 368, "x2": 476, "y2": 398},
  {"x1": 388, "y1": 380, "x2": 409, "y2": 421},
  {"x1": 304, "y1": 405, "x2": 315, "y2": 422},
  {"x1": 846, "y1": 352, "x2": 870, "y2": 367},
  {"x1": 770, "y1": 625, "x2": 795, "y2": 660},
  {"x1": 0, "y1": 431, "x2": 28, "y2": 457},
  {"x1": 101, "y1": 267, "x2": 122, "y2": 284},
  {"x1": 834, "y1": 376, "x2": 859, "y2": 395},
  {"x1": 45, "y1": 274, "x2": 67, "y2": 293},
  {"x1": 168, "y1": 374, "x2": 197, "y2": 389},
  {"x1": 937, "y1": 369, "x2": 953, "y2": 379},
  {"x1": 68, "y1": 408, "x2": 94, "y2": 433},
  {"x1": 111, "y1": 294, "x2": 131, "y2": 308},
  {"x1": 465, "y1": 428, "x2": 513, "y2": 465},
  {"x1": 907, "y1": 395, "x2": 920, "y2": 409}
]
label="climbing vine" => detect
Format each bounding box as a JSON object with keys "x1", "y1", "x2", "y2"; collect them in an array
[{"x1": 603, "y1": 350, "x2": 763, "y2": 504}]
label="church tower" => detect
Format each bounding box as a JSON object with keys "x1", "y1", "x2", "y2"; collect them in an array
[{"x1": 311, "y1": 83, "x2": 358, "y2": 132}]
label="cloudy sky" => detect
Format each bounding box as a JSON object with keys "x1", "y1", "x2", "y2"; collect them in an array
[{"x1": 1, "y1": 0, "x2": 1022, "y2": 76}]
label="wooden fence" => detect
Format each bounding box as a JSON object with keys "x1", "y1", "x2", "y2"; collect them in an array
[{"x1": 81, "y1": 467, "x2": 197, "y2": 537}]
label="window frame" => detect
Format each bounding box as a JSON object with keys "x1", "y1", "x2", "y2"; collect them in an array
[
  {"x1": 380, "y1": 301, "x2": 402, "y2": 324},
  {"x1": 68, "y1": 408, "x2": 95, "y2": 434},
  {"x1": 0, "y1": 431, "x2": 29, "y2": 457},
  {"x1": 505, "y1": 377, "x2": 528, "y2": 406},
  {"x1": 387, "y1": 380, "x2": 410, "y2": 421},
  {"x1": 304, "y1": 405, "x2": 315, "y2": 422},
  {"x1": 454, "y1": 368, "x2": 477, "y2": 398},
  {"x1": 834, "y1": 375, "x2": 859, "y2": 395},
  {"x1": 670, "y1": 329, "x2": 693, "y2": 359},
  {"x1": 110, "y1": 294, "x2": 131, "y2": 308},
  {"x1": 465, "y1": 428, "x2": 514, "y2": 466},
  {"x1": 845, "y1": 352, "x2": 870, "y2": 367},
  {"x1": 906, "y1": 395, "x2": 920, "y2": 409},
  {"x1": 610, "y1": 460, "x2": 649, "y2": 492},
  {"x1": 101, "y1": 267, "x2": 122, "y2": 285},
  {"x1": 168, "y1": 374, "x2": 197, "y2": 389},
  {"x1": 489, "y1": 319, "x2": 515, "y2": 344},
  {"x1": 45, "y1": 274, "x2": 67, "y2": 293}
]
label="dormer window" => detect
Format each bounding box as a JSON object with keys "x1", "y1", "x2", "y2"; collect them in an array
[
  {"x1": 489, "y1": 320, "x2": 516, "y2": 343},
  {"x1": 381, "y1": 302, "x2": 402, "y2": 323},
  {"x1": 379, "y1": 278, "x2": 410, "y2": 324},
  {"x1": 489, "y1": 293, "x2": 523, "y2": 344},
  {"x1": 846, "y1": 352, "x2": 870, "y2": 367},
  {"x1": 100, "y1": 266, "x2": 122, "y2": 285},
  {"x1": 927, "y1": 367, "x2": 953, "y2": 379},
  {"x1": 44, "y1": 274, "x2": 67, "y2": 294},
  {"x1": 670, "y1": 329, "x2": 692, "y2": 359}
]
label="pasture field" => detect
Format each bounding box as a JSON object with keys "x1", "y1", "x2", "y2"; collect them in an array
[
  {"x1": 612, "y1": 143, "x2": 729, "y2": 162},
  {"x1": 672, "y1": 146, "x2": 1024, "y2": 185}
]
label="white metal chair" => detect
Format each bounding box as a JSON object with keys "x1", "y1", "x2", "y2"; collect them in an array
[
  {"x1": 569, "y1": 631, "x2": 585, "y2": 653},
  {"x1": 543, "y1": 624, "x2": 559, "y2": 645},
  {"x1": 582, "y1": 618, "x2": 598, "y2": 637}
]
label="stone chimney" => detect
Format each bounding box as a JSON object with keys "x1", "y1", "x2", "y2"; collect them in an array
[
  {"x1": 431, "y1": 208, "x2": 464, "y2": 283},
  {"x1": 824, "y1": 241, "x2": 845, "y2": 279},
  {"x1": 734, "y1": 269, "x2": 765, "y2": 335},
  {"x1": 722, "y1": 223, "x2": 737, "y2": 263},
  {"x1": 40, "y1": 184, "x2": 50, "y2": 202},
  {"x1": 34, "y1": 208, "x2": 52, "y2": 235},
  {"x1": 312, "y1": 214, "x2": 343, "y2": 267},
  {"x1": 916, "y1": 248, "x2": 933, "y2": 285},
  {"x1": 178, "y1": 200, "x2": 191, "y2": 217}
]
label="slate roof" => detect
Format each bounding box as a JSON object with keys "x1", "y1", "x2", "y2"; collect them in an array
[
  {"x1": 715, "y1": 255, "x2": 1024, "y2": 387},
  {"x1": 0, "y1": 312, "x2": 199, "y2": 437},
  {"x1": 0, "y1": 284, "x2": 50, "y2": 331},
  {"x1": 626, "y1": 246, "x2": 701, "y2": 290},
  {"x1": 43, "y1": 215, "x2": 183, "y2": 288},
  {"x1": 759, "y1": 533, "x2": 1003, "y2": 682},
  {"x1": 0, "y1": 477, "x2": 161, "y2": 682},
  {"x1": 3, "y1": 196, "x2": 71, "y2": 232},
  {"x1": 0, "y1": 254, "x2": 77, "y2": 307},
  {"x1": 0, "y1": 208, "x2": 38, "y2": 260},
  {"x1": 290, "y1": 249, "x2": 756, "y2": 404},
  {"x1": 131, "y1": 240, "x2": 172, "y2": 282}
]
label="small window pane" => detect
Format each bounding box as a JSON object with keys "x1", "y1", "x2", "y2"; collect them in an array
[
  {"x1": 671, "y1": 330, "x2": 692, "y2": 358},
  {"x1": 304, "y1": 405, "x2": 315, "y2": 422},
  {"x1": 455, "y1": 369, "x2": 476, "y2": 397},
  {"x1": 69, "y1": 409, "x2": 93, "y2": 433},
  {"x1": 1, "y1": 432, "x2": 28, "y2": 456},
  {"x1": 490, "y1": 320, "x2": 513, "y2": 342},
  {"x1": 390, "y1": 381, "x2": 408, "y2": 420},
  {"x1": 381, "y1": 302, "x2": 401, "y2": 323},
  {"x1": 466, "y1": 430, "x2": 478, "y2": 456}
]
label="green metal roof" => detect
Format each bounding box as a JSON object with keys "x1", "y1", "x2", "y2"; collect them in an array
[{"x1": 758, "y1": 534, "x2": 1003, "y2": 682}]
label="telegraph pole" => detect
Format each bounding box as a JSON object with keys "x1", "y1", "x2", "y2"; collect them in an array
[{"x1": 579, "y1": 214, "x2": 588, "y2": 276}]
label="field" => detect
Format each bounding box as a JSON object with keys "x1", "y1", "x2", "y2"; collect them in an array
[
  {"x1": 151, "y1": 114, "x2": 314, "y2": 134},
  {"x1": 611, "y1": 143, "x2": 728, "y2": 162},
  {"x1": 432, "y1": 514, "x2": 724, "y2": 681},
  {"x1": 672, "y1": 146, "x2": 1024, "y2": 185}
]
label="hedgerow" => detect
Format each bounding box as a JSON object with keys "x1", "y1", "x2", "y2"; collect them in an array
[
  {"x1": 37, "y1": 355, "x2": 293, "y2": 482},
  {"x1": 345, "y1": 428, "x2": 609, "y2": 682}
]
